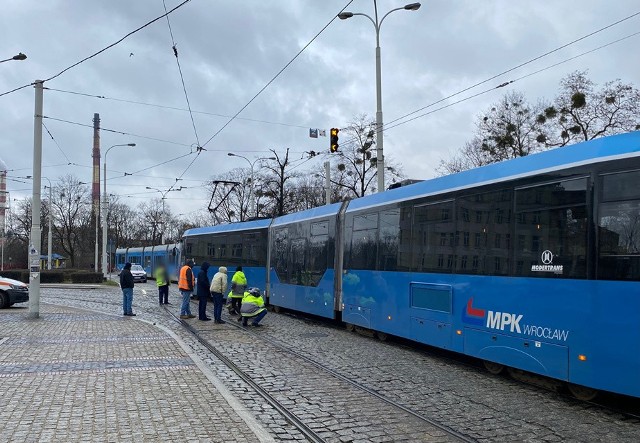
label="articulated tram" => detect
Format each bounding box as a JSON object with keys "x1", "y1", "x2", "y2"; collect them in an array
[{"x1": 181, "y1": 132, "x2": 640, "y2": 400}]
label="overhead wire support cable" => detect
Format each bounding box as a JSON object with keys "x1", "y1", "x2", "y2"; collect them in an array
[
  {"x1": 41, "y1": 115, "x2": 192, "y2": 148},
  {"x1": 381, "y1": 29, "x2": 640, "y2": 133},
  {"x1": 0, "y1": 0, "x2": 192, "y2": 98},
  {"x1": 42, "y1": 122, "x2": 72, "y2": 164},
  {"x1": 200, "y1": 0, "x2": 355, "y2": 148},
  {"x1": 383, "y1": 9, "x2": 640, "y2": 129},
  {"x1": 161, "y1": 0, "x2": 201, "y2": 148},
  {"x1": 43, "y1": 87, "x2": 310, "y2": 129}
]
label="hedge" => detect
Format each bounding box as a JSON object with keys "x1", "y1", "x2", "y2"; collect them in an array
[
  {"x1": 68, "y1": 272, "x2": 104, "y2": 284},
  {"x1": 0, "y1": 269, "x2": 103, "y2": 284},
  {"x1": 0, "y1": 270, "x2": 28, "y2": 283}
]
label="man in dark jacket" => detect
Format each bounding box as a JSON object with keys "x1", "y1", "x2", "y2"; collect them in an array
[
  {"x1": 120, "y1": 262, "x2": 135, "y2": 316},
  {"x1": 197, "y1": 262, "x2": 211, "y2": 321}
]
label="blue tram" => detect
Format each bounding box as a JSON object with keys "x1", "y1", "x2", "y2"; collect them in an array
[
  {"x1": 182, "y1": 219, "x2": 271, "y2": 290},
  {"x1": 115, "y1": 243, "x2": 182, "y2": 281},
  {"x1": 182, "y1": 132, "x2": 640, "y2": 400}
]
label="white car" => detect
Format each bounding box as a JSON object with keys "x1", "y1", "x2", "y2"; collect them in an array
[
  {"x1": 130, "y1": 265, "x2": 148, "y2": 283},
  {"x1": 0, "y1": 276, "x2": 29, "y2": 309}
]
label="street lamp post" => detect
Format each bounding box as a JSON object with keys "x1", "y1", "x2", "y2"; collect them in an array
[
  {"x1": 0, "y1": 53, "x2": 27, "y2": 63},
  {"x1": 102, "y1": 143, "x2": 135, "y2": 278},
  {"x1": 227, "y1": 153, "x2": 276, "y2": 218},
  {"x1": 338, "y1": 1, "x2": 421, "y2": 193},
  {"x1": 145, "y1": 186, "x2": 182, "y2": 244}
]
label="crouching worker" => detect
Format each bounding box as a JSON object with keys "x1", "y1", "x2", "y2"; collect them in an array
[{"x1": 240, "y1": 287, "x2": 267, "y2": 327}]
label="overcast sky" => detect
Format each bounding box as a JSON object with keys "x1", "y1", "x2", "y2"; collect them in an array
[{"x1": 2, "y1": 0, "x2": 639, "y2": 218}]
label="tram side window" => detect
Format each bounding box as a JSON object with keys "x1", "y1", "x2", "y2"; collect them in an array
[
  {"x1": 307, "y1": 221, "x2": 330, "y2": 286},
  {"x1": 515, "y1": 178, "x2": 588, "y2": 279},
  {"x1": 379, "y1": 209, "x2": 400, "y2": 271},
  {"x1": 273, "y1": 228, "x2": 289, "y2": 283},
  {"x1": 598, "y1": 170, "x2": 640, "y2": 280},
  {"x1": 289, "y1": 238, "x2": 307, "y2": 285},
  {"x1": 242, "y1": 231, "x2": 268, "y2": 267},
  {"x1": 348, "y1": 213, "x2": 379, "y2": 270},
  {"x1": 412, "y1": 201, "x2": 454, "y2": 273}
]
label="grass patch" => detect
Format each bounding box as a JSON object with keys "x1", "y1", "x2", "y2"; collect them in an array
[{"x1": 103, "y1": 280, "x2": 119, "y2": 287}]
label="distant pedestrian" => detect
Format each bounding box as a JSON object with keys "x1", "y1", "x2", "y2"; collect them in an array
[
  {"x1": 240, "y1": 287, "x2": 267, "y2": 327},
  {"x1": 210, "y1": 266, "x2": 228, "y2": 324},
  {"x1": 120, "y1": 262, "x2": 136, "y2": 316},
  {"x1": 229, "y1": 265, "x2": 247, "y2": 316},
  {"x1": 197, "y1": 262, "x2": 211, "y2": 321},
  {"x1": 178, "y1": 259, "x2": 196, "y2": 319},
  {"x1": 154, "y1": 263, "x2": 170, "y2": 305}
]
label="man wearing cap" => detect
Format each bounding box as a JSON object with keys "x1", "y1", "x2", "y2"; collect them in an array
[
  {"x1": 178, "y1": 259, "x2": 196, "y2": 319},
  {"x1": 120, "y1": 262, "x2": 136, "y2": 316}
]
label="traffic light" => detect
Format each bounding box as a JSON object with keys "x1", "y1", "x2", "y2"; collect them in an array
[{"x1": 330, "y1": 128, "x2": 339, "y2": 153}]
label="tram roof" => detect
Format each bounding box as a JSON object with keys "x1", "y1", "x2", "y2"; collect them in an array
[
  {"x1": 271, "y1": 201, "x2": 344, "y2": 227},
  {"x1": 347, "y1": 131, "x2": 640, "y2": 213},
  {"x1": 183, "y1": 218, "x2": 271, "y2": 237}
]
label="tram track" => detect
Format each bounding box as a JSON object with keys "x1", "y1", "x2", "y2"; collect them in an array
[
  {"x1": 42, "y1": 290, "x2": 640, "y2": 439},
  {"x1": 166, "y1": 302, "x2": 476, "y2": 443}
]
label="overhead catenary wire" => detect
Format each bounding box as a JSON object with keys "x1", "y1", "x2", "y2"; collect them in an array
[
  {"x1": 0, "y1": 0, "x2": 193, "y2": 98},
  {"x1": 161, "y1": 0, "x2": 201, "y2": 148},
  {"x1": 336, "y1": 27, "x2": 640, "y2": 149},
  {"x1": 382, "y1": 29, "x2": 640, "y2": 134},
  {"x1": 199, "y1": 0, "x2": 355, "y2": 148},
  {"x1": 384, "y1": 9, "x2": 640, "y2": 129}
]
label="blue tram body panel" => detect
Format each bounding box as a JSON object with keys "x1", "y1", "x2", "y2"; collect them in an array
[
  {"x1": 269, "y1": 269, "x2": 336, "y2": 319},
  {"x1": 269, "y1": 202, "x2": 343, "y2": 319},
  {"x1": 341, "y1": 270, "x2": 640, "y2": 398}
]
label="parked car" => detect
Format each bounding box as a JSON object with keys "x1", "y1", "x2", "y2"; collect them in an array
[
  {"x1": 130, "y1": 264, "x2": 147, "y2": 283},
  {"x1": 0, "y1": 276, "x2": 29, "y2": 308}
]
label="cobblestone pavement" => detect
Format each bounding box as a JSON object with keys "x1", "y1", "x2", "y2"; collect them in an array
[
  {"x1": 0, "y1": 303, "x2": 270, "y2": 443},
  {"x1": 30, "y1": 282, "x2": 640, "y2": 442}
]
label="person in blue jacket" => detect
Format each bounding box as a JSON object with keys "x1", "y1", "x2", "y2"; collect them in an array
[{"x1": 197, "y1": 262, "x2": 211, "y2": 321}]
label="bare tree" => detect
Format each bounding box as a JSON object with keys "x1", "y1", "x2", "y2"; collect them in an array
[
  {"x1": 51, "y1": 175, "x2": 91, "y2": 267},
  {"x1": 538, "y1": 71, "x2": 640, "y2": 146},
  {"x1": 260, "y1": 148, "x2": 297, "y2": 217},
  {"x1": 329, "y1": 115, "x2": 404, "y2": 197}
]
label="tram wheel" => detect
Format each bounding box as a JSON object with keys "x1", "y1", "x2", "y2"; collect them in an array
[
  {"x1": 375, "y1": 331, "x2": 388, "y2": 342},
  {"x1": 345, "y1": 323, "x2": 355, "y2": 332},
  {"x1": 483, "y1": 360, "x2": 505, "y2": 375},
  {"x1": 567, "y1": 383, "x2": 598, "y2": 401},
  {"x1": 272, "y1": 305, "x2": 281, "y2": 314}
]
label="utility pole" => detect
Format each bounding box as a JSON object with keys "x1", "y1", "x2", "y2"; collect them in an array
[
  {"x1": 324, "y1": 161, "x2": 331, "y2": 205},
  {"x1": 92, "y1": 113, "x2": 100, "y2": 271},
  {"x1": 29, "y1": 80, "x2": 44, "y2": 318}
]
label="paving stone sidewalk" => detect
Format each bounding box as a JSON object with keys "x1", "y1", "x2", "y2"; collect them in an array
[{"x1": 0, "y1": 304, "x2": 271, "y2": 443}]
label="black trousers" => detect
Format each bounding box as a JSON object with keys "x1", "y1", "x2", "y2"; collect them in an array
[
  {"x1": 230, "y1": 297, "x2": 242, "y2": 315},
  {"x1": 198, "y1": 294, "x2": 208, "y2": 320},
  {"x1": 158, "y1": 285, "x2": 169, "y2": 304}
]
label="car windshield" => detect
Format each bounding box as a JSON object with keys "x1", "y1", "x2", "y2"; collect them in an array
[{"x1": 131, "y1": 265, "x2": 144, "y2": 271}]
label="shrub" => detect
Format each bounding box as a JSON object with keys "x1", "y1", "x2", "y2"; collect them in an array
[
  {"x1": 40, "y1": 271, "x2": 65, "y2": 283},
  {"x1": 69, "y1": 272, "x2": 104, "y2": 284},
  {"x1": 0, "y1": 270, "x2": 29, "y2": 283}
]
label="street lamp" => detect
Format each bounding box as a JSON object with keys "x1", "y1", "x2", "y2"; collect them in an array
[
  {"x1": 338, "y1": 1, "x2": 421, "y2": 193},
  {"x1": 227, "y1": 153, "x2": 276, "y2": 218},
  {"x1": 145, "y1": 186, "x2": 182, "y2": 244},
  {"x1": 0, "y1": 52, "x2": 27, "y2": 63},
  {"x1": 102, "y1": 143, "x2": 135, "y2": 277}
]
